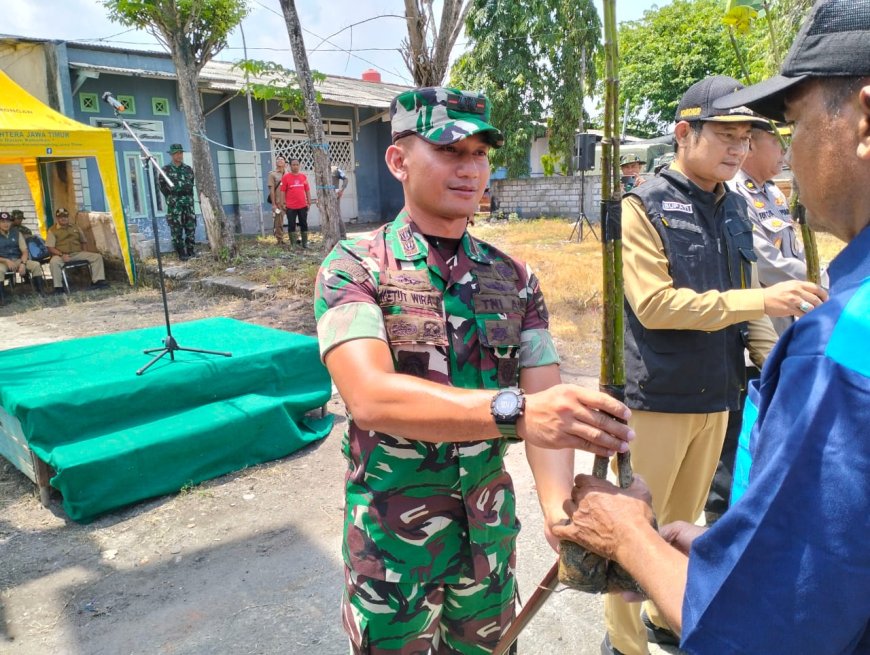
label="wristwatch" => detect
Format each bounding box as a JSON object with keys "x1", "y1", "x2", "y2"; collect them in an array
[{"x1": 490, "y1": 387, "x2": 526, "y2": 441}]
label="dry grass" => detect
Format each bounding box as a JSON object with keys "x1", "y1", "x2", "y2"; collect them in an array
[
  {"x1": 143, "y1": 234, "x2": 326, "y2": 297},
  {"x1": 811, "y1": 231, "x2": 846, "y2": 267},
  {"x1": 472, "y1": 218, "x2": 604, "y2": 372}
]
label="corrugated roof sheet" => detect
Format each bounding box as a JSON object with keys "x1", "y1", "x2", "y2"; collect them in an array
[{"x1": 69, "y1": 58, "x2": 410, "y2": 109}]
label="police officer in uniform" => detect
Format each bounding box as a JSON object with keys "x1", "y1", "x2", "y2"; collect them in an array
[
  {"x1": 731, "y1": 123, "x2": 807, "y2": 335},
  {"x1": 158, "y1": 143, "x2": 197, "y2": 261},
  {"x1": 314, "y1": 86, "x2": 636, "y2": 655},
  {"x1": 601, "y1": 75, "x2": 826, "y2": 655}
]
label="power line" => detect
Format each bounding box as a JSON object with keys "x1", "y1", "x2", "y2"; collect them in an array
[{"x1": 250, "y1": 0, "x2": 412, "y2": 84}]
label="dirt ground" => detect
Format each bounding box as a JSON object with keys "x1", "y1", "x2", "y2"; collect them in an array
[{"x1": 0, "y1": 280, "x2": 675, "y2": 654}]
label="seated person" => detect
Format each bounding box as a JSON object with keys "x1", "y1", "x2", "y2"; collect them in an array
[
  {"x1": 10, "y1": 209, "x2": 33, "y2": 236},
  {"x1": 46, "y1": 207, "x2": 109, "y2": 293},
  {"x1": 0, "y1": 211, "x2": 46, "y2": 294}
]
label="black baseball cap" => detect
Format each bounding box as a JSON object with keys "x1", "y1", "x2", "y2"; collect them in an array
[
  {"x1": 0, "y1": 211, "x2": 11, "y2": 221},
  {"x1": 714, "y1": 0, "x2": 870, "y2": 121},
  {"x1": 675, "y1": 75, "x2": 767, "y2": 125}
]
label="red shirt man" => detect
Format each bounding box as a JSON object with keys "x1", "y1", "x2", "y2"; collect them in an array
[
  {"x1": 280, "y1": 159, "x2": 310, "y2": 209},
  {"x1": 279, "y1": 158, "x2": 313, "y2": 248}
]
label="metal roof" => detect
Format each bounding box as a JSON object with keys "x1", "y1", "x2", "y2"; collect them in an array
[{"x1": 68, "y1": 58, "x2": 410, "y2": 109}]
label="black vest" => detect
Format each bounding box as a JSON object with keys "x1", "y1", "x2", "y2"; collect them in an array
[
  {"x1": 0, "y1": 228, "x2": 21, "y2": 260},
  {"x1": 624, "y1": 168, "x2": 755, "y2": 413}
]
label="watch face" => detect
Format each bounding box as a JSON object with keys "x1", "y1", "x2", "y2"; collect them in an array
[{"x1": 494, "y1": 391, "x2": 520, "y2": 416}]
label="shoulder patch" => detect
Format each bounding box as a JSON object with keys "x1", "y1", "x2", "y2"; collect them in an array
[{"x1": 328, "y1": 258, "x2": 369, "y2": 282}]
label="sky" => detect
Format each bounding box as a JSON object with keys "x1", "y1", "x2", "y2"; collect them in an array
[{"x1": 4, "y1": 0, "x2": 670, "y2": 86}]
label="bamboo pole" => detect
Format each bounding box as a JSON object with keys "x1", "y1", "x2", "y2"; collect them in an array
[{"x1": 558, "y1": 0, "x2": 639, "y2": 595}]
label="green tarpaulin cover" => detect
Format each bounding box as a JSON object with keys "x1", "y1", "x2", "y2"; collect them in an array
[{"x1": 0, "y1": 318, "x2": 333, "y2": 521}]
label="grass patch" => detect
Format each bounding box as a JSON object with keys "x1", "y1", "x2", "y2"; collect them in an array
[
  {"x1": 472, "y1": 218, "x2": 604, "y2": 372},
  {"x1": 142, "y1": 234, "x2": 325, "y2": 298}
]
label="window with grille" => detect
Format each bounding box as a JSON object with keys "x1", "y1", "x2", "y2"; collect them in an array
[
  {"x1": 80, "y1": 92, "x2": 99, "y2": 113},
  {"x1": 117, "y1": 95, "x2": 136, "y2": 114},
  {"x1": 152, "y1": 97, "x2": 170, "y2": 116},
  {"x1": 268, "y1": 116, "x2": 354, "y2": 172}
]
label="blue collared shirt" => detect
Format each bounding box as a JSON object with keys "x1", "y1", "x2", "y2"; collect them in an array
[{"x1": 681, "y1": 225, "x2": 870, "y2": 653}]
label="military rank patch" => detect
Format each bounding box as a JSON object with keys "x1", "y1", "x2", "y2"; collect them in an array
[
  {"x1": 483, "y1": 319, "x2": 522, "y2": 346},
  {"x1": 328, "y1": 258, "x2": 370, "y2": 283},
  {"x1": 397, "y1": 225, "x2": 421, "y2": 257}
]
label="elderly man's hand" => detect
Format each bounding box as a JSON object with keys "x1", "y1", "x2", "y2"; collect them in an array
[{"x1": 551, "y1": 474, "x2": 654, "y2": 561}]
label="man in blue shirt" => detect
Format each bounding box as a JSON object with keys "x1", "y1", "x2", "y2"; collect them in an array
[{"x1": 554, "y1": 1, "x2": 870, "y2": 652}]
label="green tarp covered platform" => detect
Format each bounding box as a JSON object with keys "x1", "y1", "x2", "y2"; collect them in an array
[{"x1": 0, "y1": 318, "x2": 334, "y2": 522}]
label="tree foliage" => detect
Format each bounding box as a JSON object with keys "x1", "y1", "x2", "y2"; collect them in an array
[
  {"x1": 104, "y1": 0, "x2": 249, "y2": 72},
  {"x1": 235, "y1": 59, "x2": 325, "y2": 115},
  {"x1": 104, "y1": 0, "x2": 250, "y2": 257},
  {"x1": 616, "y1": 0, "x2": 813, "y2": 137},
  {"x1": 451, "y1": 0, "x2": 601, "y2": 178},
  {"x1": 402, "y1": 0, "x2": 471, "y2": 86}
]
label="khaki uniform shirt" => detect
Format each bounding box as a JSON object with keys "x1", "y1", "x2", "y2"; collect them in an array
[{"x1": 623, "y1": 162, "x2": 778, "y2": 367}]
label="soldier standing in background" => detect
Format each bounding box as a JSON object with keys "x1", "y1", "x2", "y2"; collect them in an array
[{"x1": 158, "y1": 143, "x2": 197, "y2": 261}]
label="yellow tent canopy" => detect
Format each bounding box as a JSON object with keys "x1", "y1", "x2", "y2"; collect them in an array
[{"x1": 0, "y1": 70, "x2": 133, "y2": 283}]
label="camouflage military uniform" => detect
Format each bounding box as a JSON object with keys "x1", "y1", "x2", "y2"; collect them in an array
[
  {"x1": 159, "y1": 161, "x2": 196, "y2": 256},
  {"x1": 314, "y1": 212, "x2": 558, "y2": 654}
]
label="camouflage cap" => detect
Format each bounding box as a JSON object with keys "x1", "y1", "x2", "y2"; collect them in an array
[
  {"x1": 390, "y1": 87, "x2": 504, "y2": 148},
  {"x1": 55, "y1": 207, "x2": 69, "y2": 217},
  {"x1": 620, "y1": 153, "x2": 646, "y2": 166},
  {"x1": 167, "y1": 143, "x2": 185, "y2": 154},
  {"x1": 10, "y1": 209, "x2": 24, "y2": 219}
]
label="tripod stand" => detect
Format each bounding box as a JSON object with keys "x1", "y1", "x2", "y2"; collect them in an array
[
  {"x1": 106, "y1": 98, "x2": 232, "y2": 375},
  {"x1": 569, "y1": 168, "x2": 598, "y2": 242}
]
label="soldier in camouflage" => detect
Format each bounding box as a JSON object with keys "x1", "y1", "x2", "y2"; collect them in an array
[
  {"x1": 314, "y1": 86, "x2": 636, "y2": 655},
  {"x1": 158, "y1": 143, "x2": 197, "y2": 261}
]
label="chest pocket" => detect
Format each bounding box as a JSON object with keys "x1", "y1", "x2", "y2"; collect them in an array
[
  {"x1": 378, "y1": 268, "x2": 448, "y2": 379},
  {"x1": 474, "y1": 264, "x2": 525, "y2": 388},
  {"x1": 725, "y1": 213, "x2": 756, "y2": 289},
  {"x1": 656, "y1": 213, "x2": 710, "y2": 291}
]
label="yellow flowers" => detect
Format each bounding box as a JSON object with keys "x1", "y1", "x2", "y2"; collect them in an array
[{"x1": 723, "y1": 0, "x2": 763, "y2": 35}]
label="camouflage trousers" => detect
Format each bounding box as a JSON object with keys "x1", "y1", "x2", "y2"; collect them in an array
[
  {"x1": 342, "y1": 560, "x2": 516, "y2": 655},
  {"x1": 166, "y1": 209, "x2": 196, "y2": 254}
]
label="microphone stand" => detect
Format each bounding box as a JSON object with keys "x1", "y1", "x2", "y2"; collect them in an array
[{"x1": 106, "y1": 100, "x2": 232, "y2": 374}]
